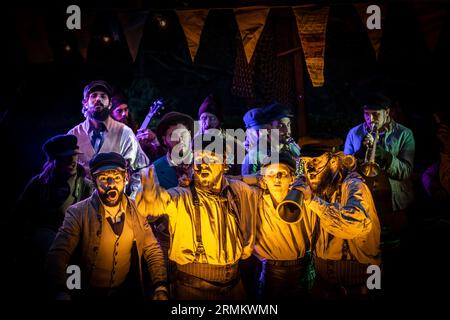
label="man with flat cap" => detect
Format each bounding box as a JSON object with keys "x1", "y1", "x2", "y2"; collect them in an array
[
  {"x1": 15, "y1": 134, "x2": 94, "y2": 294},
  {"x1": 242, "y1": 107, "x2": 272, "y2": 175},
  {"x1": 344, "y1": 93, "x2": 415, "y2": 240},
  {"x1": 46, "y1": 152, "x2": 167, "y2": 300},
  {"x1": 263, "y1": 102, "x2": 302, "y2": 159},
  {"x1": 68, "y1": 80, "x2": 149, "y2": 199}
]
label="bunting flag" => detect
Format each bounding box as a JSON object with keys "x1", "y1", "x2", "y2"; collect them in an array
[
  {"x1": 176, "y1": 9, "x2": 209, "y2": 62},
  {"x1": 118, "y1": 11, "x2": 149, "y2": 62},
  {"x1": 413, "y1": 2, "x2": 449, "y2": 55},
  {"x1": 16, "y1": 10, "x2": 54, "y2": 64},
  {"x1": 234, "y1": 7, "x2": 270, "y2": 64},
  {"x1": 73, "y1": 12, "x2": 96, "y2": 61},
  {"x1": 293, "y1": 6, "x2": 329, "y2": 87},
  {"x1": 354, "y1": 3, "x2": 386, "y2": 59}
]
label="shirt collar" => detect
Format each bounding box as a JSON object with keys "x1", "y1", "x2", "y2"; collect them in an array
[{"x1": 86, "y1": 116, "x2": 113, "y2": 133}]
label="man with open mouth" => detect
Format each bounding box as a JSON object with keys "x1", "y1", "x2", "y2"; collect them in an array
[
  {"x1": 46, "y1": 152, "x2": 168, "y2": 300},
  {"x1": 136, "y1": 133, "x2": 258, "y2": 300}
]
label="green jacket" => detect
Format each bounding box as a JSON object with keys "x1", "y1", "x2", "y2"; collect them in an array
[{"x1": 344, "y1": 121, "x2": 415, "y2": 211}]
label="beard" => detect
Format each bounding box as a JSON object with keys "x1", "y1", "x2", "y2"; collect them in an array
[
  {"x1": 307, "y1": 165, "x2": 335, "y2": 196},
  {"x1": 98, "y1": 187, "x2": 123, "y2": 207},
  {"x1": 193, "y1": 168, "x2": 221, "y2": 191},
  {"x1": 89, "y1": 102, "x2": 110, "y2": 121}
]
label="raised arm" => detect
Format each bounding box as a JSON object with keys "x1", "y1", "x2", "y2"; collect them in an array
[
  {"x1": 294, "y1": 177, "x2": 373, "y2": 240},
  {"x1": 135, "y1": 166, "x2": 176, "y2": 219}
]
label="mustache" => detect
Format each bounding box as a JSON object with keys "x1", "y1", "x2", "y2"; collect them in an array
[
  {"x1": 99, "y1": 186, "x2": 119, "y2": 195},
  {"x1": 193, "y1": 165, "x2": 212, "y2": 172}
]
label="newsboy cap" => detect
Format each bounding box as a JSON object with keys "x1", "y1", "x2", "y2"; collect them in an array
[
  {"x1": 89, "y1": 152, "x2": 127, "y2": 175},
  {"x1": 83, "y1": 80, "x2": 113, "y2": 100},
  {"x1": 243, "y1": 108, "x2": 267, "y2": 129}
]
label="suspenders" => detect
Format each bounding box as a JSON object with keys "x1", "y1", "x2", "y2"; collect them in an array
[
  {"x1": 189, "y1": 182, "x2": 242, "y2": 264},
  {"x1": 190, "y1": 183, "x2": 208, "y2": 263}
]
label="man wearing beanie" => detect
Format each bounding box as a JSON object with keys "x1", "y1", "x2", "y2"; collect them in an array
[
  {"x1": 68, "y1": 80, "x2": 149, "y2": 199},
  {"x1": 198, "y1": 94, "x2": 244, "y2": 175},
  {"x1": 46, "y1": 152, "x2": 168, "y2": 300},
  {"x1": 110, "y1": 93, "x2": 139, "y2": 133}
]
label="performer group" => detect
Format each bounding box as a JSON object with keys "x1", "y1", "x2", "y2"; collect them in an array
[{"x1": 14, "y1": 79, "x2": 450, "y2": 300}]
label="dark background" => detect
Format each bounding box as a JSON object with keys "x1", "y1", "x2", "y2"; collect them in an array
[{"x1": 1, "y1": 0, "x2": 449, "y2": 300}]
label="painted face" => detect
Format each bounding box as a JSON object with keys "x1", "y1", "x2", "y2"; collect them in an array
[
  {"x1": 193, "y1": 150, "x2": 225, "y2": 191},
  {"x1": 303, "y1": 154, "x2": 333, "y2": 193},
  {"x1": 164, "y1": 124, "x2": 191, "y2": 159},
  {"x1": 199, "y1": 112, "x2": 220, "y2": 132},
  {"x1": 271, "y1": 117, "x2": 291, "y2": 142},
  {"x1": 55, "y1": 154, "x2": 78, "y2": 176},
  {"x1": 84, "y1": 91, "x2": 111, "y2": 121},
  {"x1": 261, "y1": 163, "x2": 294, "y2": 204},
  {"x1": 364, "y1": 108, "x2": 390, "y2": 131},
  {"x1": 94, "y1": 169, "x2": 126, "y2": 207},
  {"x1": 111, "y1": 104, "x2": 129, "y2": 124}
]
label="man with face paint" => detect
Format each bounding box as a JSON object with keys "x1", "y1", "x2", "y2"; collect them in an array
[
  {"x1": 136, "y1": 133, "x2": 258, "y2": 300},
  {"x1": 46, "y1": 152, "x2": 167, "y2": 300},
  {"x1": 344, "y1": 93, "x2": 415, "y2": 236},
  {"x1": 252, "y1": 152, "x2": 312, "y2": 301},
  {"x1": 293, "y1": 151, "x2": 381, "y2": 299},
  {"x1": 68, "y1": 80, "x2": 149, "y2": 199}
]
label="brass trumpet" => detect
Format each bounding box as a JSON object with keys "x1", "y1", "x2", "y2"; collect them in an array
[
  {"x1": 360, "y1": 123, "x2": 381, "y2": 177},
  {"x1": 276, "y1": 157, "x2": 305, "y2": 223}
]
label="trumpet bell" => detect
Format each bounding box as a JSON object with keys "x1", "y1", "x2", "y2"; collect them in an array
[
  {"x1": 276, "y1": 189, "x2": 304, "y2": 223},
  {"x1": 360, "y1": 162, "x2": 380, "y2": 178}
]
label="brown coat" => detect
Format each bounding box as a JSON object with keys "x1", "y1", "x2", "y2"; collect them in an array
[{"x1": 46, "y1": 192, "x2": 167, "y2": 297}]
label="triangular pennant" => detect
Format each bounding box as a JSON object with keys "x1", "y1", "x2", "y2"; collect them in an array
[
  {"x1": 73, "y1": 11, "x2": 96, "y2": 61},
  {"x1": 176, "y1": 9, "x2": 209, "y2": 62},
  {"x1": 413, "y1": 2, "x2": 449, "y2": 55},
  {"x1": 117, "y1": 11, "x2": 149, "y2": 62},
  {"x1": 234, "y1": 7, "x2": 270, "y2": 64},
  {"x1": 293, "y1": 6, "x2": 329, "y2": 87},
  {"x1": 354, "y1": 3, "x2": 386, "y2": 60},
  {"x1": 16, "y1": 10, "x2": 53, "y2": 64}
]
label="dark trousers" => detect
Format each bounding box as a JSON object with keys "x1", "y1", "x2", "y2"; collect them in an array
[
  {"x1": 312, "y1": 257, "x2": 377, "y2": 300},
  {"x1": 258, "y1": 259, "x2": 309, "y2": 301}
]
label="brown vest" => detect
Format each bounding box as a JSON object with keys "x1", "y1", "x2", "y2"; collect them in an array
[{"x1": 90, "y1": 211, "x2": 134, "y2": 288}]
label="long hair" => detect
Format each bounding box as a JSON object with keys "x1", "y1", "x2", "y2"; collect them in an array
[{"x1": 39, "y1": 159, "x2": 56, "y2": 184}]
